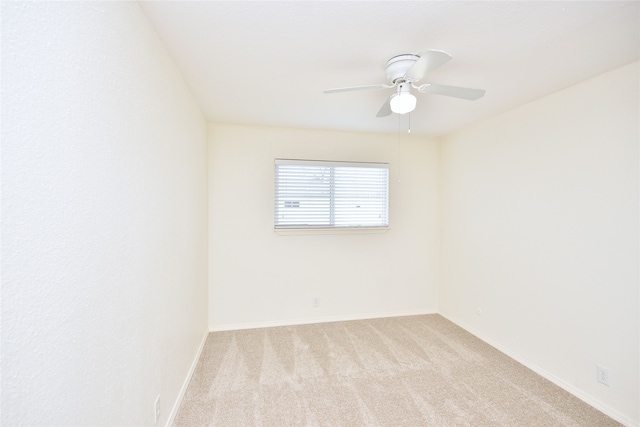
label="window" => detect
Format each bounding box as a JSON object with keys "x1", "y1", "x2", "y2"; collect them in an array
[{"x1": 274, "y1": 159, "x2": 389, "y2": 229}]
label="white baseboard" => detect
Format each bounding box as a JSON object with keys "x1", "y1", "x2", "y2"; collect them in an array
[
  {"x1": 166, "y1": 330, "x2": 208, "y2": 427},
  {"x1": 209, "y1": 309, "x2": 437, "y2": 332},
  {"x1": 438, "y1": 311, "x2": 638, "y2": 427}
]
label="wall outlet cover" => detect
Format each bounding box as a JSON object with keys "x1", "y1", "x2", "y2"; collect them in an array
[
  {"x1": 596, "y1": 365, "x2": 610, "y2": 386},
  {"x1": 154, "y1": 395, "x2": 161, "y2": 424}
]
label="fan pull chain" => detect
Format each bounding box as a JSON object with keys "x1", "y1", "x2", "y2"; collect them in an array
[{"x1": 397, "y1": 114, "x2": 402, "y2": 183}]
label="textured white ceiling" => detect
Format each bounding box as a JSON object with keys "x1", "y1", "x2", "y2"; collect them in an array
[{"x1": 140, "y1": 1, "x2": 639, "y2": 136}]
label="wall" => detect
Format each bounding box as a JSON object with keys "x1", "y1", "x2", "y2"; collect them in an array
[
  {"x1": 209, "y1": 123, "x2": 439, "y2": 330},
  {"x1": 439, "y1": 61, "x2": 639, "y2": 425},
  {"x1": 1, "y1": 2, "x2": 208, "y2": 426}
]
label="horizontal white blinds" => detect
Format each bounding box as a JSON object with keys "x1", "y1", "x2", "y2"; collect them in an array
[{"x1": 275, "y1": 159, "x2": 389, "y2": 228}]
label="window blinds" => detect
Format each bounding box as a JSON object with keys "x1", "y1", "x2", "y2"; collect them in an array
[{"x1": 274, "y1": 159, "x2": 389, "y2": 228}]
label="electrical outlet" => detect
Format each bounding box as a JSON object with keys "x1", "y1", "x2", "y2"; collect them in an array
[
  {"x1": 154, "y1": 395, "x2": 161, "y2": 424},
  {"x1": 313, "y1": 297, "x2": 319, "y2": 308},
  {"x1": 596, "y1": 365, "x2": 610, "y2": 386}
]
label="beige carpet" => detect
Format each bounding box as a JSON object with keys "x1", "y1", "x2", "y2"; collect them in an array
[{"x1": 173, "y1": 315, "x2": 619, "y2": 426}]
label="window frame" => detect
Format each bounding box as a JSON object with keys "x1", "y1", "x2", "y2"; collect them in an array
[{"x1": 274, "y1": 159, "x2": 390, "y2": 232}]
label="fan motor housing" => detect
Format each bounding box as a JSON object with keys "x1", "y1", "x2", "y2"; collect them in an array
[{"x1": 385, "y1": 54, "x2": 419, "y2": 83}]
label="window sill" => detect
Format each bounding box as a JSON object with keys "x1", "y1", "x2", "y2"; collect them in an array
[{"x1": 274, "y1": 227, "x2": 389, "y2": 236}]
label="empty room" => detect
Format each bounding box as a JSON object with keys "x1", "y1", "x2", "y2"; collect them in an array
[{"x1": 1, "y1": 1, "x2": 638, "y2": 426}]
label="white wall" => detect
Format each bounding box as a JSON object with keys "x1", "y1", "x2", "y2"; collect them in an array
[
  {"x1": 439, "y1": 61, "x2": 639, "y2": 425},
  {"x1": 209, "y1": 123, "x2": 439, "y2": 330},
  {"x1": 1, "y1": 2, "x2": 208, "y2": 426}
]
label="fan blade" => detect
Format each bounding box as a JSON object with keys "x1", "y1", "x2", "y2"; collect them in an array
[
  {"x1": 323, "y1": 84, "x2": 391, "y2": 94},
  {"x1": 376, "y1": 96, "x2": 392, "y2": 118},
  {"x1": 419, "y1": 83, "x2": 485, "y2": 100},
  {"x1": 404, "y1": 50, "x2": 452, "y2": 82}
]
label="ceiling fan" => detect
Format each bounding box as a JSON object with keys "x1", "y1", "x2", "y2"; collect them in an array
[{"x1": 324, "y1": 50, "x2": 485, "y2": 117}]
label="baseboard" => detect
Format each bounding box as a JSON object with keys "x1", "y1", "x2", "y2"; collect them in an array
[
  {"x1": 438, "y1": 311, "x2": 638, "y2": 427},
  {"x1": 209, "y1": 309, "x2": 437, "y2": 332},
  {"x1": 165, "y1": 330, "x2": 208, "y2": 427}
]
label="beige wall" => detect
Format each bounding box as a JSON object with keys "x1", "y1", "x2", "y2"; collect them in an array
[
  {"x1": 439, "y1": 61, "x2": 639, "y2": 424},
  {"x1": 1, "y1": 2, "x2": 208, "y2": 425},
  {"x1": 208, "y1": 123, "x2": 440, "y2": 330}
]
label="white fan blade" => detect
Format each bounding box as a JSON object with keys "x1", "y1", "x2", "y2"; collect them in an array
[
  {"x1": 404, "y1": 50, "x2": 452, "y2": 82},
  {"x1": 376, "y1": 96, "x2": 392, "y2": 118},
  {"x1": 419, "y1": 83, "x2": 485, "y2": 100},
  {"x1": 323, "y1": 84, "x2": 391, "y2": 94}
]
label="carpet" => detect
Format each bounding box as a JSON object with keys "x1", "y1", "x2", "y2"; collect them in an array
[{"x1": 173, "y1": 314, "x2": 619, "y2": 426}]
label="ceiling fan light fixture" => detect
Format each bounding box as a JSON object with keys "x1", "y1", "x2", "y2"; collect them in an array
[
  {"x1": 390, "y1": 92, "x2": 416, "y2": 114},
  {"x1": 323, "y1": 50, "x2": 485, "y2": 119}
]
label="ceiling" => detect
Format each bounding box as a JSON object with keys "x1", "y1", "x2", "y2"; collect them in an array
[{"x1": 140, "y1": 1, "x2": 639, "y2": 137}]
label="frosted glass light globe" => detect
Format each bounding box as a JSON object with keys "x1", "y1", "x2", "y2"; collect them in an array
[{"x1": 390, "y1": 92, "x2": 417, "y2": 114}]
